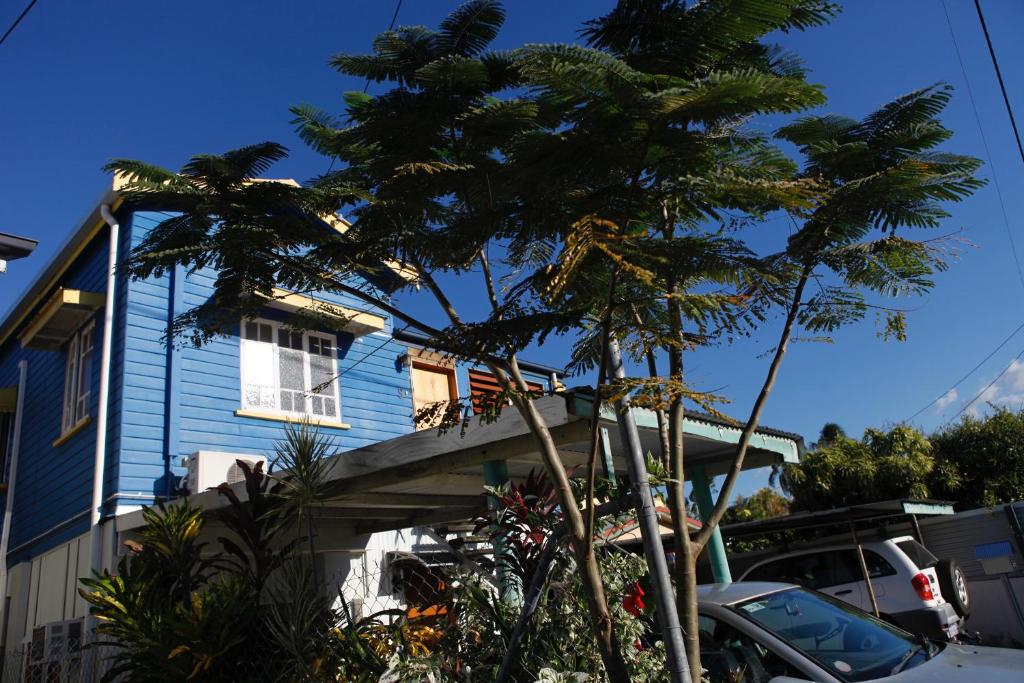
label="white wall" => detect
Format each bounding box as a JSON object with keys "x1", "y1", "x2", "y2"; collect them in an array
[{"x1": 5, "y1": 533, "x2": 91, "y2": 650}]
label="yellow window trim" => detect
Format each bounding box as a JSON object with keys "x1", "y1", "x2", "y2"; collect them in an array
[
  {"x1": 19, "y1": 288, "x2": 106, "y2": 350},
  {"x1": 234, "y1": 409, "x2": 351, "y2": 430},
  {"x1": 53, "y1": 416, "x2": 92, "y2": 448},
  {"x1": 261, "y1": 288, "x2": 386, "y2": 337}
]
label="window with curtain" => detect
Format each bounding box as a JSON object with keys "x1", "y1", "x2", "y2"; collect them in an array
[{"x1": 240, "y1": 319, "x2": 341, "y2": 420}]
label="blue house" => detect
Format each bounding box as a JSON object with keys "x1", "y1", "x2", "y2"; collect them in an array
[
  {"x1": 0, "y1": 178, "x2": 803, "y2": 668},
  {"x1": 0, "y1": 179, "x2": 565, "y2": 658}
]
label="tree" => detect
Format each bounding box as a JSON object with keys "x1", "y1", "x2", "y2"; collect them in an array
[
  {"x1": 722, "y1": 487, "x2": 791, "y2": 553},
  {"x1": 106, "y1": 0, "x2": 983, "y2": 678},
  {"x1": 521, "y1": 5, "x2": 981, "y2": 678},
  {"x1": 780, "y1": 424, "x2": 944, "y2": 511},
  {"x1": 110, "y1": 2, "x2": 634, "y2": 678},
  {"x1": 521, "y1": 2, "x2": 838, "y2": 675},
  {"x1": 930, "y1": 406, "x2": 1024, "y2": 509}
]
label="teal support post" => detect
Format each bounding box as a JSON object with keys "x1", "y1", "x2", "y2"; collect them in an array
[
  {"x1": 689, "y1": 464, "x2": 732, "y2": 584},
  {"x1": 599, "y1": 427, "x2": 617, "y2": 484},
  {"x1": 483, "y1": 460, "x2": 520, "y2": 602}
]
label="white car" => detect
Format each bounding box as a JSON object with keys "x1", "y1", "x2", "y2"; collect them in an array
[
  {"x1": 738, "y1": 536, "x2": 969, "y2": 641},
  {"x1": 698, "y1": 582, "x2": 1022, "y2": 682}
]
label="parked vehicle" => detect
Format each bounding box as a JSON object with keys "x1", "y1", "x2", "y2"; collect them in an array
[
  {"x1": 698, "y1": 582, "x2": 1023, "y2": 682},
  {"x1": 738, "y1": 536, "x2": 969, "y2": 640}
]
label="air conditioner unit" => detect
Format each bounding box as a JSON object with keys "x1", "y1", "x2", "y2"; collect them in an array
[
  {"x1": 182, "y1": 450, "x2": 267, "y2": 494},
  {"x1": 23, "y1": 619, "x2": 82, "y2": 683}
]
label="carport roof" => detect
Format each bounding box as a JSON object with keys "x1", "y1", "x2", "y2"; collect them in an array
[
  {"x1": 116, "y1": 391, "x2": 804, "y2": 535},
  {"x1": 720, "y1": 499, "x2": 955, "y2": 538}
]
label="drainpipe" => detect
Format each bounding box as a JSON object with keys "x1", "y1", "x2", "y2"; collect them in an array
[
  {"x1": 89, "y1": 205, "x2": 119, "y2": 575},
  {"x1": 0, "y1": 361, "x2": 28, "y2": 635}
]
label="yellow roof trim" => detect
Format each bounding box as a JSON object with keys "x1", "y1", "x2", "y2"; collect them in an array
[
  {"x1": 0, "y1": 192, "x2": 122, "y2": 350},
  {"x1": 0, "y1": 387, "x2": 16, "y2": 413},
  {"x1": 19, "y1": 288, "x2": 105, "y2": 350},
  {"x1": 264, "y1": 288, "x2": 385, "y2": 337}
]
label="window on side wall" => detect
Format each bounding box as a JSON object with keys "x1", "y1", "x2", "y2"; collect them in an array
[
  {"x1": 240, "y1": 319, "x2": 341, "y2": 420},
  {"x1": 60, "y1": 322, "x2": 95, "y2": 435}
]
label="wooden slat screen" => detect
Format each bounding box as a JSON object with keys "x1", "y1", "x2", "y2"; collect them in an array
[{"x1": 468, "y1": 369, "x2": 543, "y2": 415}]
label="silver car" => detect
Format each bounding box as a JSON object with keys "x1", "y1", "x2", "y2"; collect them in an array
[{"x1": 697, "y1": 582, "x2": 1022, "y2": 682}]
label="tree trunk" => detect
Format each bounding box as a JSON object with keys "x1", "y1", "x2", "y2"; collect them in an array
[
  {"x1": 664, "y1": 292, "x2": 702, "y2": 681},
  {"x1": 693, "y1": 268, "x2": 810, "y2": 547},
  {"x1": 505, "y1": 379, "x2": 631, "y2": 682},
  {"x1": 418, "y1": 270, "x2": 630, "y2": 680}
]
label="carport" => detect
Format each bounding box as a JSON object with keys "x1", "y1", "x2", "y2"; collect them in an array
[
  {"x1": 721, "y1": 499, "x2": 955, "y2": 615},
  {"x1": 116, "y1": 390, "x2": 804, "y2": 585}
]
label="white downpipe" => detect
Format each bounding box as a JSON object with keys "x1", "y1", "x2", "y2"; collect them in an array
[
  {"x1": 89, "y1": 205, "x2": 119, "y2": 575},
  {"x1": 0, "y1": 361, "x2": 28, "y2": 627}
]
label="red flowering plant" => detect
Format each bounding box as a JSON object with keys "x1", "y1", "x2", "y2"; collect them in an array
[{"x1": 473, "y1": 469, "x2": 563, "y2": 591}]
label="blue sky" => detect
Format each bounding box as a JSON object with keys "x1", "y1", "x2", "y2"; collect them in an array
[{"x1": 2, "y1": 1, "x2": 1023, "y2": 498}]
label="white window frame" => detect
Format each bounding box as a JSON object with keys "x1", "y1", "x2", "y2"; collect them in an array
[
  {"x1": 60, "y1": 322, "x2": 95, "y2": 435},
  {"x1": 239, "y1": 318, "x2": 342, "y2": 421}
]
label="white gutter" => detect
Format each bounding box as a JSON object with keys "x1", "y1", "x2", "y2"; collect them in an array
[
  {"x1": 0, "y1": 361, "x2": 28, "y2": 618},
  {"x1": 89, "y1": 205, "x2": 119, "y2": 575}
]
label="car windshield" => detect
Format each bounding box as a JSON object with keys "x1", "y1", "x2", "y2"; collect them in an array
[{"x1": 733, "y1": 587, "x2": 931, "y2": 681}]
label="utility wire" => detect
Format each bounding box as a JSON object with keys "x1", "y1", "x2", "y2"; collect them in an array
[
  {"x1": 905, "y1": 4, "x2": 1024, "y2": 425},
  {"x1": 325, "y1": 0, "x2": 403, "y2": 176},
  {"x1": 974, "y1": 0, "x2": 1024, "y2": 168},
  {"x1": 906, "y1": 318, "x2": 1024, "y2": 422},
  {"x1": 363, "y1": 0, "x2": 404, "y2": 94},
  {"x1": 0, "y1": 0, "x2": 38, "y2": 48},
  {"x1": 337, "y1": 323, "x2": 411, "y2": 378},
  {"x1": 945, "y1": 346, "x2": 1024, "y2": 425},
  {"x1": 942, "y1": 0, "x2": 1024, "y2": 291}
]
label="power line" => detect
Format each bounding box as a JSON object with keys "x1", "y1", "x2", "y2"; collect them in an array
[
  {"x1": 362, "y1": 0, "x2": 404, "y2": 93},
  {"x1": 0, "y1": 0, "x2": 38, "y2": 48},
  {"x1": 903, "y1": 5, "x2": 1024, "y2": 426},
  {"x1": 906, "y1": 318, "x2": 1024, "y2": 422},
  {"x1": 973, "y1": 0, "x2": 1024, "y2": 168},
  {"x1": 325, "y1": 0, "x2": 403, "y2": 175},
  {"x1": 337, "y1": 323, "x2": 410, "y2": 378},
  {"x1": 944, "y1": 346, "x2": 1024, "y2": 425},
  {"x1": 941, "y1": 0, "x2": 1024, "y2": 291}
]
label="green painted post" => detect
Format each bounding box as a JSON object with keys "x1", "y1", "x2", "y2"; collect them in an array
[
  {"x1": 483, "y1": 460, "x2": 520, "y2": 602},
  {"x1": 689, "y1": 464, "x2": 732, "y2": 585},
  {"x1": 599, "y1": 427, "x2": 617, "y2": 484}
]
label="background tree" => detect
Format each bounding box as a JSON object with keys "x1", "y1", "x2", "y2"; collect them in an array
[
  {"x1": 722, "y1": 487, "x2": 791, "y2": 553},
  {"x1": 930, "y1": 406, "x2": 1024, "y2": 509},
  {"x1": 779, "y1": 424, "x2": 946, "y2": 511}
]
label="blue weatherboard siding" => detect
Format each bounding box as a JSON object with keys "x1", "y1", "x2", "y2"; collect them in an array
[
  {"x1": 0, "y1": 205, "x2": 556, "y2": 567},
  {"x1": 0, "y1": 224, "x2": 120, "y2": 563},
  {"x1": 119, "y1": 212, "x2": 416, "y2": 495}
]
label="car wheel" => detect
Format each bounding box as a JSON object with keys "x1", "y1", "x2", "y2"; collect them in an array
[{"x1": 936, "y1": 559, "x2": 970, "y2": 618}]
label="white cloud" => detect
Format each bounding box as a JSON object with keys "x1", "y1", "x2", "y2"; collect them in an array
[
  {"x1": 935, "y1": 388, "x2": 958, "y2": 411},
  {"x1": 967, "y1": 359, "x2": 1024, "y2": 417}
]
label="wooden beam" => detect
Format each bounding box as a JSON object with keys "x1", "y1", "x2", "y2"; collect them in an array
[
  {"x1": 326, "y1": 493, "x2": 484, "y2": 508},
  {"x1": 314, "y1": 507, "x2": 437, "y2": 520},
  {"x1": 325, "y1": 418, "x2": 590, "y2": 499},
  {"x1": 354, "y1": 506, "x2": 484, "y2": 535},
  {"x1": 317, "y1": 395, "x2": 587, "y2": 498}
]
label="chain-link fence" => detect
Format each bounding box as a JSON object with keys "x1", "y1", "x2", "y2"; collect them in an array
[{"x1": 0, "y1": 641, "x2": 118, "y2": 683}]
